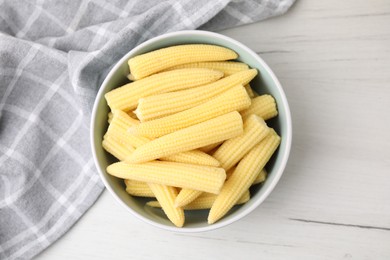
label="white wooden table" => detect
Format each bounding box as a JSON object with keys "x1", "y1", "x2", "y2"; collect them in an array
[{"x1": 36, "y1": 1, "x2": 390, "y2": 259}]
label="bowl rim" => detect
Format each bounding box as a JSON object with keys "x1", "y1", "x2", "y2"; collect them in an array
[{"x1": 90, "y1": 30, "x2": 292, "y2": 232}]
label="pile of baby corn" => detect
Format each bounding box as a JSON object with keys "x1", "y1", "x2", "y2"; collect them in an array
[{"x1": 103, "y1": 44, "x2": 280, "y2": 227}]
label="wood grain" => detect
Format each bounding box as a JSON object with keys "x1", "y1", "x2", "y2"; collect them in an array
[{"x1": 36, "y1": 0, "x2": 390, "y2": 259}]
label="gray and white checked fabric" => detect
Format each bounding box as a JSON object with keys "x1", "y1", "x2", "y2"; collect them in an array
[{"x1": 0, "y1": 0, "x2": 295, "y2": 259}]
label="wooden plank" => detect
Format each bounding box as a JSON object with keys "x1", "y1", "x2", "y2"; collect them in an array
[{"x1": 36, "y1": 192, "x2": 390, "y2": 259}]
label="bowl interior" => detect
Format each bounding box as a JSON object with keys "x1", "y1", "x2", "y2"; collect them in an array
[{"x1": 91, "y1": 31, "x2": 291, "y2": 231}]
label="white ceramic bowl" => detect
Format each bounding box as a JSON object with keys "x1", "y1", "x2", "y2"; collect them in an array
[{"x1": 91, "y1": 30, "x2": 292, "y2": 232}]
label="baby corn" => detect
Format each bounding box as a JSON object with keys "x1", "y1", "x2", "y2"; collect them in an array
[
  {"x1": 213, "y1": 115, "x2": 270, "y2": 171},
  {"x1": 126, "y1": 112, "x2": 243, "y2": 163},
  {"x1": 227, "y1": 167, "x2": 267, "y2": 185},
  {"x1": 208, "y1": 129, "x2": 280, "y2": 224},
  {"x1": 107, "y1": 161, "x2": 226, "y2": 194},
  {"x1": 112, "y1": 109, "x2": 140, "y2": 125},
  {"x1": 148, "y1": 183, "x2": 184, "y2": 227},
  {"x1": 128, "y1": 44, "x2": 237, "y2": 80},
  {"x1": 135, "y1": 69, "x2": 257, "y2": 121},
  {"x1": 175, "y1": 189, "x2": 203, "y2": 208},
  {"x1": 106, "y1": 111, "x2": 149, "y2": 149},
  {"x1": 253, "y1": 169, "x2": 267, "y2": 185},
  {"x1": 147, "y1": 190, "x2": 250, "y2": 210},
  {"x1": 240, "y1": 95, "x2": 278, "y2": 120},
  {"x1": 164, "y1": 61, "x2": 249, "y2": 76},
  {"x1": 124, "y1": 179, "x2": 154, "y2": 197},
  {"x1": 105, "y1": 68, "x2": 223, "y2": 111},
  {"x1": 162, "y1": 150, "x2": 220, "y2": 167},
  {"x1": 109, "y1": 110, "x2": 220, "y2": 166},
  {"x1": 130, "y1": 85, "x2": 250, "y2": 138},
  {"x1": 102, "y1": 135, "x2": 135, "y2": 161},
  {"x1": 108, "y1": 112, "x2": 113, "y2": 123}
]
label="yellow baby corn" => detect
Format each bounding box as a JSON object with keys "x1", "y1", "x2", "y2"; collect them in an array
[
  {"x1": 253, "y1": 169, "x2": 267, "y2": 185},
  {"x1": 208, "y1": 129, "x2": 280, "y2": 224},
  {"x1": 106, "y1": 111, "x2": 149, "y2": 149},
  {"x1": 107, "y1": 161, "x2": 226, "y2": 194},
  {"x1": 126, "y1": 111, "x2": 244, "y2": 163},
  {"x1": 108, "y1": 112, "x2": 113, "y2": 123},
  {"x1": 212, "y1": 114, "x2": 270, "y2": 171},
  {"x1": 175, "y1": 189, "x2": 203, "y2": 208},
  {"x1": 128, "y1": 44, "x2": 238, "y2": 80},
  {"x1": 199, "y1": 142, "x2": 223, "y2": 154},
  {"x1": 102, "y1": 135, "x2": 135, "y2": 161},
  {"x1": 162, "y1": 150, "x2": 220, "y2": 167},
  {"x1": 244, "y1": 84, "x2": 254, "y2": 98},
  {"x1": 240, "y1": 95, "x2": 278, "y2": 121},
  {"x1": 147, "y1": 190, "x2": 250, "y2": 210},
  {"x1": 112, "y1": 109, "x2": 140, "y2": 125},
  {"x1": 110, "y1": 110, "x2": 218, "y2": 166},
  {"x1": 126, "y1": 73, "x2": 133, "y2": 81},
  {"x1": 135, "y1": 69, "x2": 257, "y2": 121},
  {"x1": 105, "y1": 68, "x2": 223, "y2": 111},
  {"x1": 130, "y1": 85, "x2": 250, "y2": 138},
  {"x1": 124, "y1": 179, "x2": 154, "y2": 197},
  {"x1": 184, "y1": 190, "x2": 250, "y2": 210},
  {"x1": 148, "y1": 183, "x2": 184, "y2": 227},
  {"x1": 164, "y1": 61, "x2": 249, "y2": 76},
  {"x1": 226, "y1": 167, "x2": 266, "y2": 185}
]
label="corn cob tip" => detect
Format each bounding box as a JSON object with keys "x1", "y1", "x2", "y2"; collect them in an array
[
  {"x1": 147, "y1": 183, "x2": 185, "y2": 227},
  {"x1": 127, "y1": 73, "x2": 135, "y2": 81},
  {"x1": 134, "y1": 99, "x2": 147, "y2": 121},
  {"x1": 242, "y1": 69, "x2": 258, "y2": 83},
  {"x1": 208, "y1": 214, "x2": 217, "y2": 224},
  {"x1": 106, "y1": 163, "x2": 118, "y2": 177},
  {"x1": 252, "y1": 169, "x2": 267, "y2": 185},
  {"x1": 175, "y1": 189, "x2": 204, "y2": 208},
  {"x1": 146, "y1": 201, "x2": 159, "y2": 207},
  {"x1": 214, "y1": 70, "x2": 224, "y2": 79},
  {"x1": 133, "y1": 108, "x2": 141, "y2": 120},
  {"x1": 208, "y1": 206, "x2": 228, "y2": 224},
  {"x1": 173, "y1": 217, "x2": 185, "y2": 228}
]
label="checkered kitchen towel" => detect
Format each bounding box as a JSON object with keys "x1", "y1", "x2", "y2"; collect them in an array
[{"x1": 0, "y1": 0, "x2": 295, "y2": 259}]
